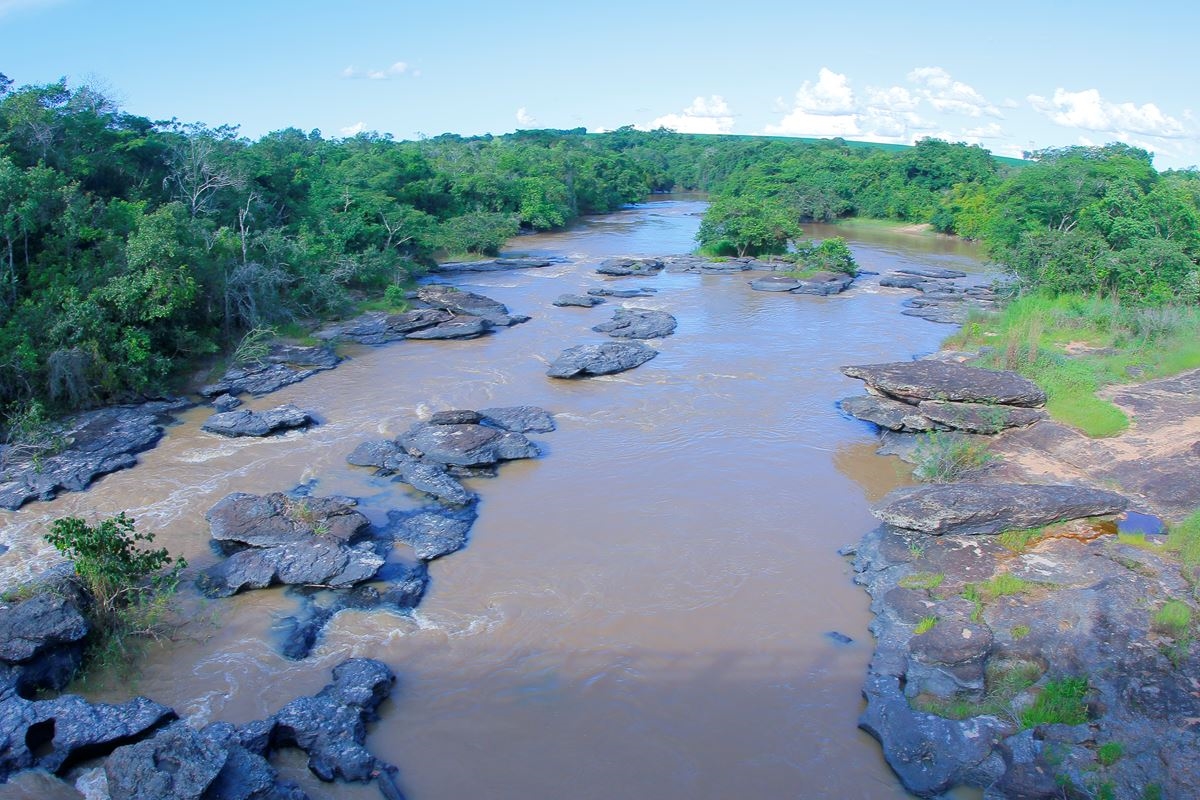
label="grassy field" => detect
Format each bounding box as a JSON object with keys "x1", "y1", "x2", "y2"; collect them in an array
[{"x1": 945, "y1": 294, "x2": 1200, "y2": 437}]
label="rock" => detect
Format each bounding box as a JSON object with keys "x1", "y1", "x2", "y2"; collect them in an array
[
  {"x1": 791, "y1": 271, "x2": 854, "y2": 296},
  {"x1": 825, "y1": 631, "x2": 854, "y2": 645},
  {"x1": 587, "y1": 287, "x2": 658, "y2": 298},
  {"x1": 267, "y1": 658, "x2": 395, "y2": 784},
  {"x1": 859, "y1": 674, "x2": 1006, "y2": 797},
  {"x1": 873, "y1": 483, "x2": 1129, "y2": 536},
  {"x1": 840, "y1": 395, "x2": 946, "y2": 433},
  {"x1": 201, "y1": 404, "x2": 315, "y2": 438},
  {"x1": 591, "y1": 308, "x2": 677, "y2": 339},
  {"x1": 319, "y1": 308, "x2": 454, "y2": 345},
  {"x1": 546, "y1": 342, "x2": 658, "y2": 378},
  {"x1": 198, "y1": 540, "x2": 385, "y2": 598},
  {"x1": 662, "y1": 256, "x2": 752, "y2": 274},
  {"x1": 403, "y1": 316, "x2": 492, "y2": 340},
  {"x1": 842, "y1": 361, "x2": 1047, "y2": 407},
  {"x1": 749, "y1": 276, "x2": 801, "y2": 292},
  {"x1": 0, "y1": 589, "x2": 89, "y2": 694},
  {"x1": 553, "y1": 294, "x2": 605, "y2": 308},
  {"x1": 415, "y1": 285, "x2": 526, "y2": 327},
  {"x1": 346, "y1": 443, "x2": 476, "y2": 506},
  {"x1": 0, "y1": 692, "x2": 176, "y2": 783},
  {"x1": 879, "y1": 274, "x2": 931, "y2": 289},
  {"x1": 906, "y1": 615, "x2": 994, "y2": 699},
  {"x1": 917, "y1": 400, "x2": 1045, "y2": 434},
  {"x1": 478, "y1": 406, "x2": 556, "y2": 433},
  {"x1": 200, "y1": 362, "x2": 327, "y2": 399},
  {"x1": 211, "y1": 394, "x2": 243, "y2": 412},
  {"x1": 392, "y1": 504, "x2": 478, "y2": 561},
  {"x1": 0, "y1": 400, "x2": 188, "y2": 511},
  {"x1": 428, "y1": 410, "x2": 483, "y2": 426},
  {"x1": 206, "y1": 493, "x2": 371, "y2": 549},
  {"x1": 896, "y1": 266, "x2": 968, "y2": 279},
  {"x1": 104, "y1": 721, "x2": 227, "y2": 800},
  {"x1": 596, "y1": 257, "x2": 663, "y2": 276},
  {"x1": 398, "y1": 422, "x2": 538, "y2": 467},
  {"x1": 434, "y1": 256, "x2": 563, "y2": 273},
  {"x1": 278, "y1": 565, "x2": 428, "y2": 661}
]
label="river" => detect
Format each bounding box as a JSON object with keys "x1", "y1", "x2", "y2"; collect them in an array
[{"x1": 0, "y1": 198, "x2": 986, "y2": 799}]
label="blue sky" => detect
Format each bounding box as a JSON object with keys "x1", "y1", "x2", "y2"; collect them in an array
[{"x1": 3, "y1": 0, "x2": 1198, "y2": 168}]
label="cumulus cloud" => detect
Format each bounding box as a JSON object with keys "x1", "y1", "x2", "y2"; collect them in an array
[
  {"x1": 341, "y1": 61, "x2": 412, "y2": 80},
  {"x1": 1028, "y1": 88, "x2": 1188, "y2": 139},
  {"x1": 339, "y1": 122, "x2": 366, "y2": 137},
  {"x1": 793, "y1": 68, "x2": 857, "y2": 114},
  {"x1": 908, "y1": 67, "x2": 1000, "y2": 118},
  {"x1": 644, "y1": 95, "x2": 735, "y2": 134},
  {"x1": 516, "y1": 107, "x2": 536, "y2": 127}
]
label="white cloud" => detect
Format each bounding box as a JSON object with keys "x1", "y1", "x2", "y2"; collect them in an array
[
  {"x1": 339, "y1": 122, "x2": 366, "y2": 137},
  {"x1": 516, "y1": 107, "x2": 536, "y2": 127},
  {"x1": 644, "y1": 95, "x2": 735, "y2": 134},
  {"x1": 865, "y1": 86, "x2": 919, "y2": 113},
  {"x1": 963, "y1": 122, "x2": 1005, "y2": 139},
  {"x1": 341, "y1": 61, "x2": 414, "y2": 81},
  {"x1": 766, "y1": 109, "x2": 859, "y2": 138},
  {"x1": 908, "y1": 67, "x2": 1000, "y2": 118},
  {"x1": 1028, "y1": 88, "x2": 1188, "y2": 139},
  {"x1": 793, "y1": 68, "x2": 857, "y2": 114}
]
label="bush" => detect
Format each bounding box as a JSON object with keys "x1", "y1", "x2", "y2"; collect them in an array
[
  {"x1": 1153, "y1": 600, "x2": 1192, "y2": 638},
  {"x1": 911, "y1": 431, "x2": 994, "y2": 482},
  {"x1": 1020, "y1": 676, "x2": 1089, "y2": 728},
  {"x1": 1, "y1": 399, "x2": 67, "y2": 472},
  {"x1": 44, "y1": 513, "x2": 186, "y2": 647}
]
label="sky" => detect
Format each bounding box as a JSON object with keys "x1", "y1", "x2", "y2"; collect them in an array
[{"x1": 2, "y1": 0, "x2": 1199, "y2": 168}]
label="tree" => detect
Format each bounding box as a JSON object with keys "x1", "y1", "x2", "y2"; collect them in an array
[{"x1": 697, "y1": 196, "x2": 801, "y2": 257}]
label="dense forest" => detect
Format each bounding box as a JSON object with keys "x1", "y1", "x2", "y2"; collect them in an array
[{"x1": 2, "y1": 74, "x2": 1198, "y2": 423}]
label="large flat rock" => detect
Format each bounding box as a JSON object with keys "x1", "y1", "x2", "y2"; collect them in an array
[
  {"x1": 546, "y1": 341, "x2": 658, "y2": 378},
  {"x1": 591, "y1": 307, "x2": 677, "y2": 339},
  {"x1": 416, "y1": 285, "x2": 527, "y2": 327},
  {"x1": 872, "y1": 483, "x2": 1128, "y2": 536},
  {"x1": 842, "y1": 361, "x2": 1046, "y2": 407}
]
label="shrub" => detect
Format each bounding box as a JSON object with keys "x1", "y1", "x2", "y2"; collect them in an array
[
  {"x1": 2, "y1": 399, "x2": 67, "y2": 472},
  {"x1": 231, "y1": 325, "x2": 275, "y2": 366},
  {"x1": 1096, "y1": 741, "x2": 1123, "y2": 767},
  {"x1": 44, "y1": 513, "x2": 187, "y2": 652},
  {"x1": 911, "y1": 431, "x2": 995, "y2": 482}
]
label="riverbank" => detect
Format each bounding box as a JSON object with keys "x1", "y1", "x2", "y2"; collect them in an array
[{"x1": 841, "y1": 348, "x2": 1200, "y2": 797}]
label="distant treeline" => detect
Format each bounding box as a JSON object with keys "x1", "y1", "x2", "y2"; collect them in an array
[{"x1": 1, "y1": 74, "x2": 1197, "y2": 415}]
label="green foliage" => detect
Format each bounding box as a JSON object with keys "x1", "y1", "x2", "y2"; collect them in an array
[
  {"x1": 898, "y1": 571, "x2": 945, "y2": 591},
  {"x1": 1020, "y1": 676, "x2": 1090, "y2": 728},
  {"x1": 1153, "y1": 600, "x2": 1193, "y2": 638},
  {"x1": 383, "y1": 284, "x2": 409, "y2": 310},
  {"x1": 913, "y1": 615, "x2": 938, "y2": 635},
  {"x1": 1011, "y1": 624, "x2": 1030, "y2": 640},
  {"x1": 911, "y1": 431, "x2": 994, "y2": 482},
  {"x1": 792, "y1": 236, "x2": 858, "y2": 275},
  {"x1": 44, "y1": 513, "x2": 186, "y2": 636},
  {"x1": 697, "y1": 196, "x2": 802, "y2": 257},
  {"x1": 998, "y1": 526, "x2": 1046, "y2": 552},
  {"x1": 915, "y1": 658, "x2": 1042, "y2": 721},
  {"x1": 1166, "y1": 508, "x2": 1200, "y2": 568},
  {"x1": 1, "y1": 398, "x2": 66, "y2": 470},
  {"x1": 231, "y1": 325, "x2": 275, "y2": 366},
  {"x1": 949, "y1": 294, "x2": 1200, "y2": 437},
  {"x1": 1096, "y1": 741, "x2": 1124, "y2": 767}
]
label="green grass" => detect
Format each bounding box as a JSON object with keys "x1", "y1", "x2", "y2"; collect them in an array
[
  {"x1": 1011, "y1": 624, "x2": 1030, "y2": 639},
  {"x1": 945, "y1": 294, "x2": 1200, "y2": 437},
  {"x1": 963, "y1": 572, "x2": 1034, "y2": 621},
  {"x1": 1020, "y1": 676, "x2": 1090, "y2": 728},
  {"x1": 1096, "y1": 741, "x2": 1124, "y2": 767},
  {"x1": 911, "y1": 431, "x2": 995, "y2": 482},
  {"x1": 914, "y1": 659, "x2": 1042, "y2": 720},
  {"x1": 914, "y1": 615, "x2": 938, "y2": 635},
  {"x1": 1153, "y1": 600, "x2": 1193, "y2": 638},
  {"x1": 1167, "y1": 508, "x2": 1200, "y2": 568},
  {"x1": 998, "y1": 526, "x2": 1047, "y2": 552},
  {"x1": 898, "y1": 572, "x2": 945, "y2": 591}
]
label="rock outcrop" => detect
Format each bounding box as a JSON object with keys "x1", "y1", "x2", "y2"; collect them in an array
[
  {"x1": 591, "y1": 307, "x2": 677, "y2": 339},
  {"x1": 872, "y1": 483, "x2": 1129, "y2": 536},
  {"x1": 595, "y1": 257, "x2": 664, "y2": 276},
  {"x1": 0, "y1": 399, "x2": 189, "y2": 511},
  {"x1": 553, "y1": 294, "x2": 605, "y2": 308},
  {"x1": 0, "y1": 582, "x2": 89, "y2": 695},
  {"x1": 201, "y1": 404, "x2": 315, "y2": 438},
  {"x1": 200, "y1": 344, "x2": 339, "y2": 398},
  {"x1": 547, "y1": 342, "x2": 658, "y2": 378},
  {"x1": 842, "y1": 361, "x2": 1047, "y2": 407},
  {"x1": 415, "y1": 285, "x2": 529, "y2": 327},
  {"x1": 434, "y1": 256, "x2": 565, "y2": 273}
]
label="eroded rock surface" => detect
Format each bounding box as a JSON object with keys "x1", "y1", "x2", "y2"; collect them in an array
[
  {"x1": 843, "y1": 361, "x2": 1046, "y2": 407},
  {"x1": 416, "y1": 285, "x2": 528, "y2": 327},
  {"x1": 201, "y1": 404, "x2": 315, "y2": 438},
  {"x1": 547, "y1": 342, "x2": 658, "y2": 378},
  {"x1": 591, "y1": 307, "x2": 677, "y2": 339}
]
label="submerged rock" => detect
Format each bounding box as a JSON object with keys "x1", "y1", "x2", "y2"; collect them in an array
[
  {"x1": 201, "y1": 404, "x2": 315, "y2": 438},
  {"x1": 553, "y1": 293, "x2": 605, "y2": 308},
  {"x1": 478, "y1": 406, "x2": 556, "y2": 433},
  {"x1": 790, "y1": 271, "x2": 854, "y2": 296},
  {"x1": 391, "y1": 504, "x2": 479, "y2": 561},
  {"x1": 546, "y1": 341, "x2": 658, "y2": 378},
  {"x1": 748, "y1": 275, "x2": 801, "y2": 292},
  {"x1": 842, "y1": 361, "x2": 1046, "y2": 407},
  {"x1": 587, "y1": 287, "x2": 658, "y2": 298},
  {"x1": 591, "y1": 307, "x2": 677, "y2": 339},
  {"x1": 872, "y1": 483, "x2": 1129, "y2": 536},
  {"x1": 434, "y1": 256, "x2": 564, "y2": 273}
]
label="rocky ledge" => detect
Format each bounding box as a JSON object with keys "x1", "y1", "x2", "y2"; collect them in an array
[
  {"x1": 317, "y1": 285, "x2": 528, "y2": 345},
  {"x1": 201, "y1": 403, "x2": 316, "y2": 438},
  {"x1": 0, "y1": 399, "x2": 191, "y2": 511},
  {"x1": 433, "y1": 255, "x2": 566, "y2": 273},
  {"x1": 876, "y1": 266, "x2": 1000, "y2": 325},
  {"x1": 200, "y1": 343, "x2": 340, "y2": 399},
  {"x1": 855, "y1": 486, "x2": 1199, "y2": 799}
]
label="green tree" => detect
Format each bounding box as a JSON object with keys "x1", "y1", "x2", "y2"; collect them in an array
[{"x1": 697, "y1": 196, "x2": 801, "y2": 257}]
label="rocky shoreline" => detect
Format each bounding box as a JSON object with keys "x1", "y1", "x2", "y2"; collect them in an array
[{"x1": 840, "y1": 357, "x2": 1200, "y2": 798}]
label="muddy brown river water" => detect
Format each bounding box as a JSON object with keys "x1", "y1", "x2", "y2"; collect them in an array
[{"x1": 0, "y1": 199, "x2": 986, "y2": 799}]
